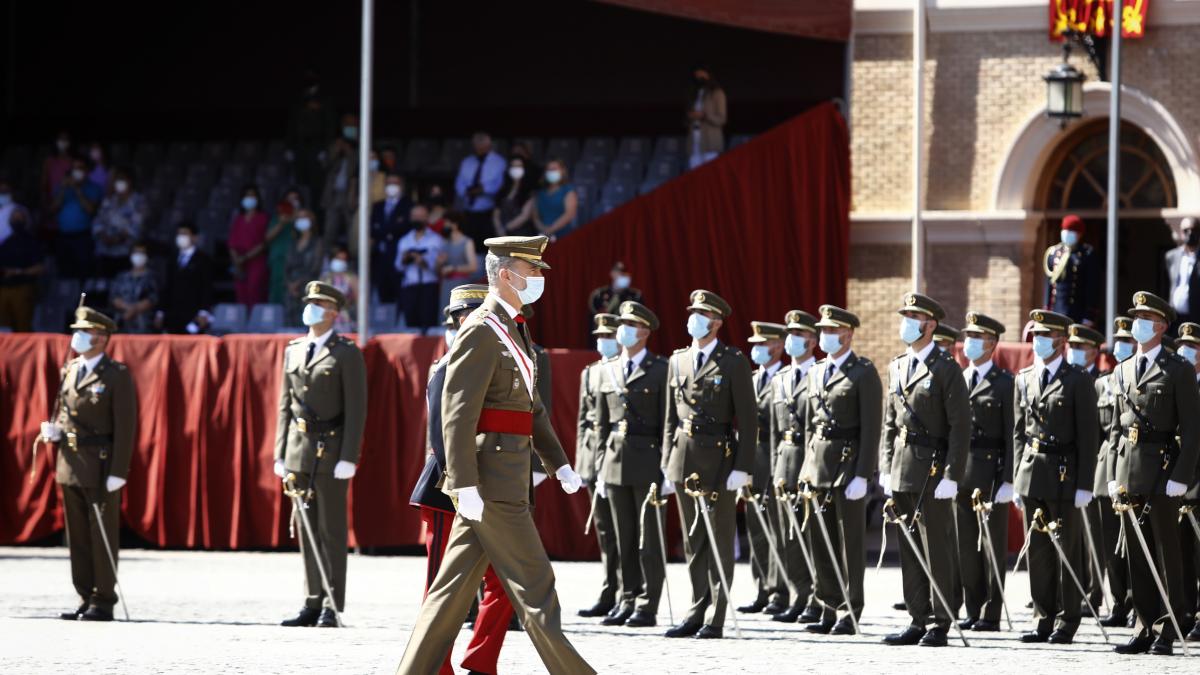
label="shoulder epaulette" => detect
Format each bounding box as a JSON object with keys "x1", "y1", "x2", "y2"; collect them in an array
[
  {"x1": 1019, "y1": 364, "x2": 1035, "y2": 374},
  {"x1": 288, "y1": 336, "x2": 306, "y2": 345},
  {"x1": 673, "y1": 347, "x2": 690, "y2": 355}
]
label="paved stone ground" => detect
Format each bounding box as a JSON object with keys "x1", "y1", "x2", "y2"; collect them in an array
[{"x1": 1, "y1": 545, "x2": 1197, "y2": 673}]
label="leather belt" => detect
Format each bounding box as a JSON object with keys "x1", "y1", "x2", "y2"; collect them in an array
[
  {"x1": 1026, "y1": 437, "x2": 1074, "y2": 455},
  {"x1": 477, "y1": 408, "x2": 534, "y2": 436},
  {"x1": 609, "y1": 419, "x2": 656, "y2": 438},
  {"x1": 782, "y1": 428, "x2": 805, "y2": 444},
  {"x1": 970, "y1": 435, "x2": 1004, "y2": 451},
  {"x1": 897, "y1": 425, "x2": 948, "y2": 451},
  {"x1": 814, "y1": 424, "x2": 859, "y2": 441},
  {"x1": 1122, "y1": 426, "x2": 1173, "y2": 445},
  {"x1": 294, "y1": 414, "x2": 344, "y2": 435},
  {"x1": 679, "y1": 417, "x2": 730, "y2": 438},
  {"x1": 64, "y1": 432, "x2": 113, "y2": 451}
]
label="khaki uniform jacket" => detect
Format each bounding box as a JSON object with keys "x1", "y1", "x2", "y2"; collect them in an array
[
  {"x1": 959, "y1": 365, "x2": 1015, "y2": 495},
  {"x1": 1106, "y1": 349, "x2": 1200, "y2": 495},
  {"x1": 1093, "y1": 372, "x2": 1118, "y2": 495},
  {"x1": 749, "y1": 365, "x2": 779, "y2": 491},
  {"x1": 1012, "y1": 361, "x2": 1099, "y2": 499},
  {"x1": 55, "y1": 355, "x2": 137, "y2": 489},
  {"x1": 881, "y1": 348, "x2": 972, "y2": 491},
  {"x1": 596, "y1": 351, "x2": 668, "y2": 486},
  {"x1": 574, "y1": 360, "x2": 606, "y2": 482},
  {"x1": 442, "y1": 296, "x2": 568, "y2": 503},
  {"x1": 663, "y1": 342, "x2": 757, "y2": 490},
  {"x1": 769, "y1": 362, "x2": 812, "y2": 488},
  {"x1": 274, "y1": 333, "x2": 368, "y2": 474},
  {"x1": 800, "y1": 352, "x2": 882, "y2": 489}
]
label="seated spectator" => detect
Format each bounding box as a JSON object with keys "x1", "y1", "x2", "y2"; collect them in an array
[
  {"x1": 493, "y1": 156, "x2": 537, "y2": 236},
  {"x1": 454, "y1": 131, "x2": 506, "y2": 249},
  {"x1": 283, "y1": 209, "x2": 325, "y2": 325},
  {"x1": 92, "y1": 168, "x2": 145, "y2": 280},
  {"x1": 266, "y1": 187, "x2": 303, "y2": 304},
  {"x1": 531, "y1": 159, "x2": 578, "y2": 239},
  {"x1": 321, "y1": 245, "x2": 358, "y2": 333},
  {"x1": 87, "y1": 143, "x2": 110, "y2": 190},
  {"x1": 228, "y1": 184, "x2": 269, "y2": 307},
  {"x1": 0, "y1": 180, "x2": 42, "y2": 331},
  {"x1": 321, "y1": 113, "x2": 358, "y2": 252},
  {"x1": 395, "y1": 204, "x2": 445, "y2": 330},
  {"x1": 109, "y1": 242, "x2": 158, "y2": 334},
  {"x1": 157, "y1": 222, "x2": 213, "y2": 334},
  {"x1": 40, "y1": 130, "x2": 73, "y2": 209},
  {"x1": 686, "y1": 65, "x2": 727, "y2": 169},
  {"x1": 51, "y1": 157, "x2": 102, "y2": 280},
  {"x1": 369, "y1": 174, "x2": 410, "y2": 304}
]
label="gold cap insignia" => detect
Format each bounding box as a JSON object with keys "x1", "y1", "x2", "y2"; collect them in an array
[
  {"x1": 695, "y1": 291, "x2": 706, "y2": 304},
  {"x1": 621, "y1": 301, "x2": 632, "y2": 314},
  {"x1": 1136, "y1": 292, "x2": 1147, "y2": 305},
  {"x1": 822, "y1": 307, "x2": 833, "y2": 318},
  {"x1": 967, "y1": 312, "x2": 977, "y2": 325},
  {"x1": 906, "y1": 294, "x2": 916, "y2": 306},
  {"x1": 1069, "y1": 325, "x2": 1079, "y2": 337},
  {"x1": 1033, "y1": 311, "x2": 1044, "y2": 322},
  {"x1": 1185, "y1": 325, "x2": 1194, "y2": 336}
]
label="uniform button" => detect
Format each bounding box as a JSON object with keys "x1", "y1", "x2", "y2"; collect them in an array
[{"x1": 303, "y1": 386, "x2": 309, "y2": 392}]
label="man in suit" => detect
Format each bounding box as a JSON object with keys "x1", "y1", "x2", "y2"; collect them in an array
[
  {"x1": 1043, "y1": 214, "x2": 1101, "y2": 326},
  {"x1": 157, "y1": 222, "x2": 213, "y2": 334},
  {"x1": 1094, "y1": 317, "x2": 1136, "y2": 629},
  {"x1": 369, "y1": 174, "x2": 410, "y2": 304},
  {"x1": 662, "y1": 290, "x2": 757, "y2": 640},
  {"x1": 1108, "y1": 292, "x2": 1200, "y2": 655},
  {"x1": 1013, "y1": 310, "x2": 1099, "y2": 645},
  {"x1": 595, "y1": 301, "x2": 669, "y2": 628},
  {"x1": 41, "y1": 306, "x2": 137, "y2": 622},
  {"x1": 396, "y1": 235, "x2": 594, "y2": 675},
  {"x1": 685, "y1": 67, "x2": 727, "y2": 169},
  {"x1": 274, "y1": 282, "x2": 368, "y2": 628},
  {"x1": 1162, "y1": 217, "x2": 1200, "y2": 329}
]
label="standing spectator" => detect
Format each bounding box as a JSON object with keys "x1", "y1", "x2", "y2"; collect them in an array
[
  {"x1": 1163, "y1": 216, "x2": 1200, "y2": 328},
  {"x1": 157, "y1": 223, "x2": 213, "y2": 334},
  {"x1": 509, "y1": 141, "x2": 543, "y2": 184},
  {"x1": 286, "y1": 74, "x2": 337, "y2": 199},
  {"x1": 92, "y1": 168, "x2": 145, "y2": 280},
  {"x1": 426, "y1": 185, "x2": 448, "y2": 235},
  {"x1": 685, "y1": 66, "x2": 727, "y2": 169},
  {"x1": 40, "y1": 131, "x2": 73, "y2": 210},
  {"x1": 228, "y1": 185, "x2": 270, "y2": 307},
  {"x1": 531, "y1": 160, "x2": 578, "y2": 239},
  {"x1": 321, "y1": 245, "x2": 359, "y2": 333},
  {"x1": 86, "y1": 143, "x2": 110, "y2": 190},
  {"x1": 394, "y1": 204, "x2": 444, "y2": 330},
  {"x1": 266, "y1": 187, "x2": 303, "y2": 304},
  {"x1": 51, "y1": 157, "x2": 102, "y2": 280},
  {"x1": 369, "y1": 174, "x2": 410, "y2": 303},
  {"x1": 379, "y1": 145, "x2": 400, "y2": 174},
  {"x1": 347, "y1": 150, "x2": 386, "y2": 257},
  {"x1": 108, "y1": 242, "x2": 158, "y2": 334},
  {"x1": 438, "y1": 210, "x2": 477, "y2": 309},
  {"x1": 453, "y1": 131, "x2": 506, "y2": 249},
  {"x1": 0, "y1": 181, "x2": 42, "y2": 331},
  {"x1": 321, "y1": 114, "x2": 358, "y2": 253},
  {"x1": 282, "y1": 209, "x2": 325, "y2": 324},
  {"x1": 493, "y1": 156, "x2": 537, "y2": 236}
]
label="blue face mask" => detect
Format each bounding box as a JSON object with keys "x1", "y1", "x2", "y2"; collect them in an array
[
  {"x1": 899, "y1": 316, "x2": 924, "y2": 345},
  {"x1": 962, "y1": 336, "x2": 986, "y2": 362},
  {"x1": 444, "y1": 329, "x2": 458, "y2": 349},
  {"x1": 70, "y1": 330, "x2": 94, "y2": 354},
  {"x1": 687, "y1": 313, "x2": 711, "y2": 340},
  {"x1": 751, "y1": 345, "x2": 772, "y2": 365},
  {"x1": 1066, "y1": 347, "x2": 1088, "y2": 367},
  {"x1": 1131, "y1": 318, "x2": 1156, "y2": 344},
  {"x1": 596, "y1": 337, "x2": 618, "y2": 359},
  {"x1": 1032, "y1": 335, "x2": 1057, "y2": 361},
  {"x1": 784, "y1": 334, "x2": 808, "y2": 358},
  {"x1": 241, "y1": 196, "x2": 258, "y2": 211},
  {"x1": 819, "y1": 331, "x2": 842, "y2": 355},
  {"x1": 302, "y1": 303, "x2": 327, "y2": 327},
  {"x1": 1179, "y1": 345, "x2": 1199, "y2": 366},
  {"x1": 1112, "y1": 340, "x2": 1135, "y2": 362},
  {"x1": 1061, "y1": 230, "x2": 1080, "y2": 247},
  {"x1": 615, "y1": 324, "x2": 639, "y2": 348},
  {"x1": 343, "y1": 125, "x2": 358, "y2": 140}
]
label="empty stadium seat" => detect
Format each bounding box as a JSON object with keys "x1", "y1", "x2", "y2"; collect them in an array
[
  {"x1": 402, "y1": 139, "x2": 438, "y2": 173},
  {"x1": 440, "y1": 138, "x2": 470, "y2": 165},
  {"x1": 172, "y1": 186, "x2": 206, "y2": 212},
  {"x1": 653, "y1": 135, "x2": 685, "y2": 159},
  {"x1": 247, "y1": 304, "x2": 285, "y2": 333},
  {"x1": 220, "y1": 162, "x2": 254, "y2": 186},
  {"x1": 617, "y1": 137, "x2": 652, "y2": 161},
  {"x1": 109, "y1": 142, "x2": 133, "y2": 165},
  {"x1": 196, "y1": 206, "x2": 231, "y2": 240},
  {"x1": 608, "y1": 157, "x2": 643, "y2": 184},
  {"x1": 133, "y1": 143, "x2": 165, "y2": 167},
  {"x1": 264, "y1": 140, "x2": 289, "y2": 163},
  {"x1": 184, "y1": 162, "x2": 218, "y2": 189},
  {"x1": 572, "y1": 159, "x2": 607, "y2": 185},
  {"x1": 580, "y1": 137, "x2": 615, "y2": 162},
  {"x1": 201, "y1": 141, "x2": 231, "y2": 164},
  {"x1": 209, "y1": 303, "x2": 247, "y2": 334},
  {"x1": 645, "y1": 156, "x2": 680, "y2": 183},
  {"x1": 491, "y1": 138, "x2": 510, "y2": 157},
  {"x1": 167, "y1": 141, "x2": 198, "y2": 164},
  {"x1": 600, "y1": 180, "x2": 636, "y2": 205},
  {"x1": 233, "y1": 140, "x2": 263, "y2": 163},
  {"x1": 572, "y1": 183, "x2": 594, "y2": 223},
  {"x1": 545, "y1": 138, "x2": 579, "y2": 164},
  {"x1": 255, "y1": 162, "x2": 288, "y2": 187},
  {"x1": 728, "y1": 134, "x2": 754, "y2": 150}
]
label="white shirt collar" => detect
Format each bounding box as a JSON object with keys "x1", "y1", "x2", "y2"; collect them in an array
[
  {"x1": 1137, "y1": 344, "x2": 1162, "y2": 362},
  {"x1": 1036, "y1": 353, "x2": 1063, "y2": 379},
  {"x1": 307, "y1": 327, "x2": 335, "y2": 353},
  {"x1": 489, "y1": 292, "x2": 520, "y2": 320},
  {"x1": 907, "y1": 340, "x2": 936, "y2": 363},
  {"x1": 622, "y1": 347, "x2": 648, "y2": 369},
  {"x1": 760, "y1": 360, "x2": 782, "y2": 381},
  {"x1": 78, "y1": 353, "x2": 104, "y2": 375},
  {"x1": 794, "y1": 355, "x2": 816, "y2": 378},
  {"x1": 966, "y1": 359, "x2": 993, "y2": 383},
  {"x1": 693, "y1": 339, "x2": 719, "y2": 361},
  {"x1": 179, "y1": 246, "x2": 195, "y2": 260},
  {"x1": 828, "y1": 349, "x2": 853, "y2": 371}
]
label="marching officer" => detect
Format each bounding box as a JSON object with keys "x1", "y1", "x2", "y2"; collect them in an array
[
  {"x1": 274, "y1": 281, "x2": 367, "y2": 628},
  {"x1": 933, "y1": 324, "x2": 960, "y2": 354},
  {"x1": 397, "y1": 235, "x2": 594, "y2": 674},
  {"x1": 954, "y1": 311, "x2": 1014, "y2": 633},
  {"x1": 740, "y1": 320, "x2": 790, "y2": 615},
  {"x1": 1108, "y1": 292, "x2": 1199, "y2": 656},
  {"x1": 1173, "y1": 322, "x2": 1200, "y2": 643},
  {"x1": 1066, "y1": 324, "x2": 1103, "y2": 377},
  {"x1": 1043, "y1": 214, "x2": 1101, "y2": 325},
  {"x1": 768, "y1": 310, "x2": 822, "y2": 624},
  {"x1": 802, "y1": 305, "x2": 882, "y2": 635},
  {"x1": 1013, "y1": 309, "x2": 1098, "y2": 645},
  {"x1": 879, "y1": 293, "x2": 971, "y2": 647},
  {"x1": 588, "y1": 261, "x2": 642, "y2": 328},
  {"x1": 575, "y1": 313, "x2": 622, "y2": 620},
  {"x1": 41, "y1": 306, "x2": 137, "y2": 622},
  {"x1": 1065, "y1": 322, "x2": 1108, "y2": 619},
  {"x1": 662, "y1": 290, "x2": 757, "y2": 640},
  {"x1": 595, "y1": 301, "x2": 669, "y2": 627}
]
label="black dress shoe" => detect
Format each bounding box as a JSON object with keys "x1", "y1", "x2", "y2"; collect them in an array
[
  {"x1": 664, "y1": 621, "x2": 702, "y2": 638},
  {"x1": 281, "y1": 607, "x2": 321, "y2": 627},
  {"x1": 798, "y1": 606, "x2": 823, "y2": 624},
  {"x1": 1127, "y1": 614, "x2": 1137, "y2": 629},
  {"x1": 1100, "y1": 613, "x2": 1129, "y2": 628},
  {"x1": 577, "y1": 601, "x2": 616, "y2": 618},
  {"x1": 509, "y1": 613, "x2": 524, "y2": 631},
  {"x1": 958, "y1": 617, "x2": 977, "y2": 630},
  {"x1": 737, "y1": 599, "x2": 768, "y2": 614},
  {"x1": 694, "y1": 625, "x2": 723, "y2": 639},
  {"x1": 59, "y1": 603, "x2": 87, "y2": 621},
  {"x1": 892, "y1": 601, "x2": 907, "y2": 611},
  {"x1": 601, "y1": 606, "x2": 634, "y2": 626},
  {"x1": 805, "y1": 620, "x2": 835, "y2": 634},
  {"x1": 1048, "y1": 628, "x2": 1075, "y2": 644},
  {"x1": 884, "y1": 626, "x2": 926, "y2": 645},
  {"x1": 1114, "y1": 636, "x2": 1153, "y2": 654},
  {"x1": 831, "y1": 616, "x2": 857, "y2": 635},
  {"x1": 624, "y1": 610, "x2": 656, "y2": 628},
  {"x1": 772, "y1": 607, "x2": 803, "y2": 623},
  {"x1": 919, "y1": 627, "x2": 948, "y2": 647},
  {"x1": 1019, "y1": 629, "x2": 1050, "y2": 643},
  {"x1": 79, "y1": 606, "x2": 114, "y2": 622},
  {"x1": 1025, "y1": 600, "x2": 1034, "y2": 609},
  {"x1": 1150, "y1": 636, "x2": 1174, "y2": 656},
  {"x1": 763, "y1": 602, "x2": 788, "y2": 615},
  {"x1": 316, "y1": 608, "x2": 339, "y2": 627},
  {"x1": 1187, "y1": 622, "x2": 1200, "y2": 642},
  {"x1": 971, "y1": 619, "x2": 1000, "y2": 632}
]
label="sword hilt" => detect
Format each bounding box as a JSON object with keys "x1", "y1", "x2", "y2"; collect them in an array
[
  {"x1": 683, "y1": 472, "x2": 707, "y2": 499},
  {"x1": 646, "y1": 481, "x2": 669, "y2": 507},
  {"x1": 970, "y1": 487, "x2": 991, "y2": 514},
  {"x1": 282, "y1": 472, "x2": 313, "y2": 502}
]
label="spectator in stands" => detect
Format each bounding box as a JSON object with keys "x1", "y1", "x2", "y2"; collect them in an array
[
  {"x1": 686, "y1": 65, "x2": 727, "y2": 169},
  {"x1": 395, "y1": 204, "x2": 444, "y2": 330},
  {"x1": 86, "y1": 143, "x2": 110, "y2": 190},
  {"x1": 266, "y1": 187, "x2": 302, "y2": 305},
  {"x1": 369, "y1": 174, "x2": 409, "y2": 304},
  {"x1": 531, "y1": 159, "x2": 578, "y2": 239},
  {"x1": 347, "y1": 150, "x2": 386, "y2": 257},
  {"x1": 438, "y1": 209, "x2": 477, "y2": 309},
  {"x1": 0, "y1": 180, "x2": 42, "y2": 331},
  {"x1": 40, "y1": 130, "x2": 73, "y2": 209},
  {"x1": 157, "y1": 222, "x2": 214, "y2": 334},
  {"x1": 109, "y1": 242, "x2": 158, "y2": 334},
  {"x1": 494, "y1": 156, "x2": 538, "y2": 236},
  {"x1": 51, "y1": 157, "x2": 102, "y2": 281},
  {"x1": 228, "y1": 185, "x2": 270, "y2": 307},
  {"x1": 321, "y1": 245, "x2": 358, "y2": 333},
  {"x1": 321, "y1": 113, "x2": 358, "y2": 253},
  {"x1": 379, "y1": 145, "x2": 400, "y2": 174},
  {"x1": 510, "y1": 141, "x2": 543, "y2": 184},
  {"x1": 92, "y1": 168, "x2": 145, "y2": 280},
  {"x1": 426, "y1": 185, "x2": 448, "y2": 235},
  {"x1": 286, "y1": 73, "x2": 337, "y2": 199},
  {"x1": 283, "y1": 208, "x2": 325, "y2": 324},
  {"x1": 454, "y1": 131, "x2": 506, "y2": 249}
]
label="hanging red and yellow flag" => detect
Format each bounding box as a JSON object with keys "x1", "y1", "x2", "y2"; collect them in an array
[{"x1": 1049, "y1": 0, "x2": 1148, "y2": 40}]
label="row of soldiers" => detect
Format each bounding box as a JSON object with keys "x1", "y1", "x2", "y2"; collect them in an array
[{"x1": 573, "y1": 289, "x2": 1200, "y2": 655}]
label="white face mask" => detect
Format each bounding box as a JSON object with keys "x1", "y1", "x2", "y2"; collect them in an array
[
  {"x1": 508, "y1": 166, "x2": 525, "y2": 180},
  {"x1": 545, "y1": 169, "x2": 562, "y2": 184},
  {"x1": 71, "y1": 169, "x2": 86, "y2": 181},
  {"x1": 301, "y1": 303, "x2": 327, "y2": 327},
  {"x1": 385, "y1": 184, "x2": 401, "y2": 199},
  {"x1": 784, "y1": 334, "x2": 808, "y2": 358},
  {"x1": 1032, "y1": 335, "x2": 1057, "y2": 361},
  {"x1": 329, "y1": 259, "x2": 348, "y2": 274},
  {"x1": 130, "y1": 252, "x2": 148, "y2": 268},
  {"x1": 686, "y1": 313, "x2": 711, "y2": 340},
  {"x1": 507, "y1": 270, "x2": 545, "y2": 305},
  {"x1": 596, "y1": 337, "x2": 619, "y2": 359},
  {"x1": 294, "y1": 218, "x2": 312, "y2": 232},
  {"x1": 1179, "y1": 345, "x2": 1199, "y2": 366},
  {"x1": 1066, "y1": 347, "x2": 1088, "y2": 367},
  {"x1": 444, "y1": 329, "x2": 458, "y2": 348},
  {"x1": 70, "y1": 331, "x2": 94, "y2": 354},
  {"x1": 613, "y1": 274, "x2": 631, "y2": 290},
  {"x1": 819, "y1": 331, "x2": 842, "y2": 355},
  {"x1": 114, "y1": 180, "x2": 129, "y2": 194},
  {"x1": 615, "y1": 324, "x2": 639, "y2": 348},
  {"x1": 176, "y1": 234, "x2": 192, "y2": 251},
  {"x1": 1061, "y1": 230, "x2": 1080, "y2": 247},
  {"x1": 750, "y1": 344, "x2": 772, "y2": 365}
]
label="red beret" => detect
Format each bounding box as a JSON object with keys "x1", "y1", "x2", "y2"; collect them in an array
[{"x1": 1061, "y1": 214, "x2": 1085, "y2": 232}]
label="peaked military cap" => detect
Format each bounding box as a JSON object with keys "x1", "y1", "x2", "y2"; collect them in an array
[
  {"x1": 1028, "y1": 309, "x2": 1072, "y2": 333},
  {"x1": 1128, "y1": 290, "x2": 1176, "y2": 323},
  {"x1": 1067, "y1": 323, "x2": 1104, "y2": 346},
  {"x1": 747, "y1": 321, "x2": 787, "y2": 343},
  {"x1": 592, "y1": 313, "x2": 618, "y2": 336},
  {"x1": 303, "y1": 281, "x2": 346, "y2": 308},
  {"x1": 815, "y1": 304, "x2": 860, "y2": 329},
  {"x1": 484, "y1": 235, "x2": 551, "y2": 269},
  {"x1": 445, "y1": 284, "x2": 488, "y2": 316},
  {"x1": 69, "y1": 306, "x2": 117, "y2": 333},
  {"x1": 784, "y1": 310, "x2": 817, "y2": 332},
  {"x1": 618, "y1": 301, "x2": 659, "y2": 330},
  {"x1": 933, "y1": 324, "x2": 960, "y2": 344},
  {"x1": 1177, "y1": 322, "x2": 1200, "y2": 345},
  {"x1": 1113, "y1": 315, "x2": 1134, "y2": 339},
  {"x1": 686, "y1": 289, "x2": 731, "y2": 319},
  {"x1": 963, "y1": 311, "x2": 1005, "y2": 336},
  {"x1": 897, "y1": 292, "x2": 946, "y2": 320}
]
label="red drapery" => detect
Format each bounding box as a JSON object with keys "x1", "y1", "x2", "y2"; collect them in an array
[
  {"x1": 535, "y1": 102, "x2": 851, "y2": 352},
  {"x1": 595, "y1": 0, "x2": 852, "y2": 42}
]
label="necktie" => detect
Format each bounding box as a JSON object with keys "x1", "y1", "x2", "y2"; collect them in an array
[
  {"x1": 1041, "y1": 367, "x2": 1050, "y2": 391},
  {"x1": 907, "y1": 355, "x2": 919, "y2": 381},
  {"x1": 695, "y1": 350, "x2": 705, "y2": 374},
  {"x1": 1137, "y1": 355, "x2": 1148, "y2": 381},
  {"x1": 823, "y1": 363, "x2": 834, "y2": 387},
  {"x1": 969, "y1": 370, "x2": 979, "y2": 391},
  {"x1": 626, "y1": 360, "x2": 635, "y2": 380},
  {"x1": 305, "y1": 341, "x2": 316, "y2": 366},
  {"x1": 469, "y1": 155, "x2": 487, "y2": 207},
  {"x1": 793, "y1": 368, "x2": 802, "y2": 391},
  {"x1": 75, "y1": 364, "x2": 86, "y2": 387}
]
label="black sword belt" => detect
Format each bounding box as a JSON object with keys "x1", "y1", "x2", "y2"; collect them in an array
[
  {"x1": 679, "y1": 417, "x2": 731, "y2": 438},
  {"x1": 896, "y1": 425, "x2": 948, "y2": 451},
  {"x1": 813, "y1": 424, "x2": 859, "y2": 441},
  {"x1": 1121, "y1": 426, "x2": 1174, "y2": 445},
  {"x1": 1025, "y1": 437, "x2": 1075, "y2": 455},
  {"x1": 970, "y1": 434, "x2": 1004, "y2": 451},
  {"x1": 294, "y1": 414, "x2": 344, "y2": 435},
  {"x1": 64, "y1": 432, "x2": 113, "y2": 450}
]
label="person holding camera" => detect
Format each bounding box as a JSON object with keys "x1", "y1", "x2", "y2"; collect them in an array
[{"x1": 394, "y1": 204, "x2": 445, "y2": 330}]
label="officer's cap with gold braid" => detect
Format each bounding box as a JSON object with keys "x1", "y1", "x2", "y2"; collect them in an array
[
  {"x1": 592, "y1": 313, "x2": 618, "y2": 336},
  {"x1": 1113, "y1": 316, "x2": 1134, "y2": 340},
  {"x1": 784, "y1": 310, "x2": 817, "y2": 333},
  {"x1": 747, "y1": 321, "x2": 786, "y2": 344},
  {"x1": 444, "y1": 283, "x2": 488, "y2": 319},
  {"x1": 814, "y1": 304, "x2": 860, "y2": 329},
  {"x1": 69, "y1": 306, "x2": 117, "y2": 333},
  {"x1": 1067, "y1": 323, "x2": 1104, "y2": 347},
  {"x1": 618, "y1": 301, "x2": 659, "y2": 331},
  {"x1": 484, "y1": 235, "x2": 551, "y2": 270},
  {"x1": 933, "y1": 324, "x2": 960, "y2": 344},
  {"x1": 686, "y1": 289, "x2": 732, "y2": 319},
  {"x1": 303, "y1": 280, "x2": 347, "y2": 308},
  {"x1": 1128, "y1": 290, "x2": 1176, "y2": 323},
  {"x1": 1178, "y1": 322, "x2": 1200, "y2": 345},
  {"x1": 963, "y1": 311, "x2": 1005, "y2": 336},
  {"x1": 1028, "y1": 309, "x2": 1072, "y2": 333},
  {"x1": 897, "y1": 292, "x2": 946, "y2": 321}
]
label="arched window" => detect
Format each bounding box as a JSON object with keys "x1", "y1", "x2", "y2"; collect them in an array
[{"x1": 1040, "y1": 119, "x2": 1177, "y2": 211}]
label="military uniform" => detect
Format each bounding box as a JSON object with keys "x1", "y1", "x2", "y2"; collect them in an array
[
  {"x1": 1013, "y1": 310, "x2": 1098, "y2": 642},
  {"x1": 52, "y1": 307, "x2": 137, "y2": 621},
  {"x1": 587, "y1": 261, "x2": 642, "y2": 339},
  {"x1": 880, "y1": 294, "x2": 972, "y2": 644},
  {"x1": 933, "y1": 324, "x2": 960, "y2": 353},
  {"x1": 1043, "y1": 215, "x2": 1101, "y2": 325},
  {"x1": 663, "y1": 290, "x2": 757, "y2": 638},
  {"x1": 596, "y1": 301, "x2": 669, "y2": 625},
  {"x1": 275, "y1": 282, "x2": 367, "y2": 623},
  {"x1": 801, "y1": 305, "x2": 882, "y2": 632},
  {"x1": 575, "y1": 313, "x2": 622, "y2": 618},
  {"x1": 1173, "y1": 322, "x2": 1200, "y2": 642},
  {"x1": 1107, "y1": 293, "x2": 1200, "y2": 653}
]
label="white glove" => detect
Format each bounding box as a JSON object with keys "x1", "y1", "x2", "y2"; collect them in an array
[
  {"x1": 1013, "y1": 494, "x2": 1024, "y2": 510},
  {"x1": 1107, "y1": 480, "x2": 1119, "y2": 498},
  {"x1": 725, "y1": 469, "x2": 750, "y2": 492},
  {"x1": 40, "y1": 421, "x2": 62, "y2": 442},
  {"x1": 185, "y1": 321, "x2": 200, "y2": 335},
  {"x1": 333, "y1": 460, "x2": 357, "y2": 480},
  {"x1": 556, "y1": 465, "x2": 582, "y2": 494},
  {"x1": 456, "y1": 486, "x2": 484, "y2": 521},
  {"x1": 879, "y1": 473, "x2": 892, "y2": 497},
  {"x1": 595, "y1": 480, "x2": 607, "y2": 498},
  {"x1": 1166, "y1": 480, "x2": 1187, "y2": 497},
  {"x1": 994, "y1": 482, "x2": 1014, "y2": 504},
  {"x1": 844, "y1": 476, "x2": 867, "y2": 501},
  {"x1": 933, "y1": 478, "x2": 957, "y2": 500},
  {"x1": 273, "y1": 459, "x2": 286, "y2": 478},
  {"x1": 1074, "y1": 489, "x2": 1093, "y2": 509},
  {"x1": 105, "y1": 476, "x2": 126, "y2": 492},
  {"x1": 660, "y1": 479, "x2": 676, "y2": 497},
  {"x1": 531, "y1": 471, "x2": 548, "y2": 487}
]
